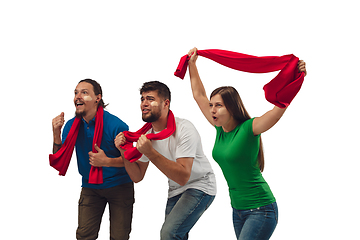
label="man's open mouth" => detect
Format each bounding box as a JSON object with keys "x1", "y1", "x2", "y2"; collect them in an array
[
  {"x1": 142, "y1": 108, "x2": 150, "y2": 114},
  {"x1": 76, "y1": 102, "x2": 84, "y2": 107}
]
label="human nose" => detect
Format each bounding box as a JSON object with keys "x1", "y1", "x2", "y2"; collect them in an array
[
  {"x1": 141, "y1": 99, "x2": 150, "y2": 107},
  {"x1": 75, "y1": 92, "x2": 82, "y2": 99}
]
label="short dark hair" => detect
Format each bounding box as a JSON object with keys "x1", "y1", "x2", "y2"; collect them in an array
[
  {"x1": 140, "y1": 81, "x2": 171, "y2": 102},
  {"x1": 78, "y1": 79, "x2": 108, "y2": 108}
]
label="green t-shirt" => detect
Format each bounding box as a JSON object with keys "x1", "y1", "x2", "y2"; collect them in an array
[{"x1": 212, "y1": 118, "x2": 275, "y2": 210}]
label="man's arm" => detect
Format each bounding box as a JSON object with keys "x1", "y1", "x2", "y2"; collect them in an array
[
  {"x1": 89, "y1": 144, "x2": 125, "y2": 167},
  {"x1": 52, "y1": 112, "x2": 65, "y2": 154},
  {"x1": 89, "y1": 117, "x2": 130, "y2": 168},
  {"x1": 136, "y1": 135, "x2": 194, "y2": 186},
  {"x1": 114, "y1": 132, "x2": 149, "y2": 183}
]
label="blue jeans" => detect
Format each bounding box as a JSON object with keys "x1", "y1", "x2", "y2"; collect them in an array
[
  {"x1": 160, "y1": 188, "x2": 215, "y2": 240},
  {"x1": 233, "y1": 202, "x2": 278, "y2": 240}
]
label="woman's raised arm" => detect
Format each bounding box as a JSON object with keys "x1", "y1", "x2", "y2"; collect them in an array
[
  {"x1": 188, "y1": 47, "x2": 214, "y2": 126},
  {"x1": 252, "y1": 60, "x2": 307, "y2": 135}
]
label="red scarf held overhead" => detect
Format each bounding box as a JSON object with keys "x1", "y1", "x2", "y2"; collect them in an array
[
  {"x1": 49, "y1": 106, "x2": 104, "y2": 184},
  {"x1": 119, "y1": 110, "x2": 176, "y2": 163},
  {"x1": 174, "y1": 49, "x2": 305, "y2": 108}
]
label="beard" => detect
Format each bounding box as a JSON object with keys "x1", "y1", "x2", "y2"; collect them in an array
[
  {"x1": 142, "y1": 110, "x2": 161, "y2": 123},
  {"x1": 75, "y1": 109, "x2": 86, "y2": 119}
]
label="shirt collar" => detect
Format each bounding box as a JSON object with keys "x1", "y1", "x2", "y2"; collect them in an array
[{"x1": 81, "y1": 116, "x2": 96, "y2": 125}]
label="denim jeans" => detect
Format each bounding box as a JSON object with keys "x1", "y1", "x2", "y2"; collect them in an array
[
  {"x1": 233, "y1": 202, "x2": 278, "y2": 240},
  {"x1": 160, "y1": 188, "x2": 215, "y2": 240}
]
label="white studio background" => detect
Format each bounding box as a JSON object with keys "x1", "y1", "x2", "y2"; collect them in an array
[{"x1": 1, "y1": 0, "x2": 359, "y2": 239}]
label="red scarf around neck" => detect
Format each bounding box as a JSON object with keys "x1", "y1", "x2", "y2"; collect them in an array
[
  {"x1": 49, "y1": 106, "x2": 104, "y2": 184},
  {"x1": 174, "y1": 49, "x2": 305, "y2": 108},
  {"x1": 119, "y1": 110, "x2": 176, "y2": 162}
]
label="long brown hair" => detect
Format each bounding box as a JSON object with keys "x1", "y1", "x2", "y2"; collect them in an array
[{"x1": 210, "y1": 86, "x2": 265, "y2": 172}]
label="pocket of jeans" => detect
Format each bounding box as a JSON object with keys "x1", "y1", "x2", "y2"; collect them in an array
[
  {"x1": 271, "y1": 202, "x2": 278, "y2": 223},
  {"x1": 78, "y1": 196, "x2": 84, "y2": 206}
]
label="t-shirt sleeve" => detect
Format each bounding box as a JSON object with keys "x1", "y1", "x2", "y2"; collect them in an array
[
  {"x1": 174, "y1": 120, "x2": 198, "y2": 159},
  {"x1": 137, "y1": 154, "x2": 150, "y2": 163},
  {"x1": 244, "y1": 118, "x2": 261, "y2": 138}
]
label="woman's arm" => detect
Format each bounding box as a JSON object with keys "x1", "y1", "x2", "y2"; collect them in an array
[
  {"x1": 188, "y1": 47, "x2": 214, "y2": 126},
  {"x1": 252, "y1": 60, "x2": 307, "y2": 135},
  {"x1": 252, "y1": 106, "x2": 287, "y2": 135}
]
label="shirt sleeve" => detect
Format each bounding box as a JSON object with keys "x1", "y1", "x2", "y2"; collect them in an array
[
  {"x1": 244, "y1": 118, "x2": 261, "y2": 139},
  {"x1": 61, "y1": 118, "x2": 75, "y2": 144},
  {"x1": 137, "y1": 154, "x2": 150, "y2": 163},
  {"x1": 113, "y1": 117, "x2": 129, "y2": 138},
  {"x1": 174, "y1": 120, "x2": 198, "y2": 160}
]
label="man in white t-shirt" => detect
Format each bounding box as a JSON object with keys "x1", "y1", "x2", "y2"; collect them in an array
[{"x1": 115, "y1": 81, "x2": 216, "y2": 239}]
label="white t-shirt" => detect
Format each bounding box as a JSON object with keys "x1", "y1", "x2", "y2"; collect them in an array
[{"x1": 138, "y1": 117, "x2": 217, "y2": 198}]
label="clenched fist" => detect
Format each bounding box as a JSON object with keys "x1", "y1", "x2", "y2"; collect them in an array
[
  {"x1": 114, "y1": 132, "x2": 126, "y2": 151},
  {"x1": 52, "y1": 112, "x2": 65, "y2": 144}
]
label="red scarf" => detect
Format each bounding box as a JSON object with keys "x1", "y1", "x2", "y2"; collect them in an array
[
  {"x1": 49, "y1": 106, "x2": 104, "y2": 184},
  {"x1": 174, "y1": 49, "x2": 305, "y2": 108},
  {"x1": 119, "y1": 110, "x2": 176, "y2": 162}
]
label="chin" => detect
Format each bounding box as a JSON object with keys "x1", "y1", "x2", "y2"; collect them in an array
[
  {"x1": 142, "y1": 113, "x2": 159, "y2": 123},
  {"x1": 75, "y1": 110, "x2": 85, "y2": 118},
  {"x1": 213, "y1": 121, "x2": 223, "y2": 127}
]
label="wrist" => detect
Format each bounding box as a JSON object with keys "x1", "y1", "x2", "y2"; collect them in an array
[
  {"x1": 53, "y1": 134, "x2": 61, "y2": 144},
  {"x1": 188, "y1": 61, "x2": 197, "y2": 66},
  {"x1": 101, "y1": 156, "x2": 110, "y2": 167}
]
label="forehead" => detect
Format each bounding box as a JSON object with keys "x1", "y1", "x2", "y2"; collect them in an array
[
  {"x1": 75, "y1": 82, "x2": 94, "y2": 92},
  {"x1": 210, "y1": 94, "x2": 223, "y2": 103},
  {"x1": 141, "y1": 90, "x2": 159, "y2": 98}
]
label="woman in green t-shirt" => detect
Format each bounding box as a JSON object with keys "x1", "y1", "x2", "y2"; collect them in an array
[{"x1": 186, "y1": 47, "x2": 306, "y2": 240}]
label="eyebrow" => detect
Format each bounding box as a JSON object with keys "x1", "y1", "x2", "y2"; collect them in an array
[
  {"x1": 74, "y1": 88, "x2": 89, "y2": 92},
  {"x1": 141, "y1": 95, "x2": 155, "y2": 100}
]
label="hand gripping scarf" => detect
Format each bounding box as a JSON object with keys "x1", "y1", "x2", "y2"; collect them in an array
[
  {"x1": 119, "y1": 110, "x2": 176, "y2": 163},
  {"x1": 174, "y1": 49, "x2": 305, "y2": 108},
  {"x1": 49, "y1": 106, "x2": 104, "y2": 184}
]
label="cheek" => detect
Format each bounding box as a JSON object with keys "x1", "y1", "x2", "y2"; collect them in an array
[
  {"x1": 217, "y1": 107, "x2": 227, "y2": 116},
  {"x1": 83, "y1": 96, "x2": 93, "y2": 102},
  {"x1": 150, "y1": 101, "x2": 159, "y2": 107}
]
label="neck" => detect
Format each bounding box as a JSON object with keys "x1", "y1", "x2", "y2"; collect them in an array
[
  {"x1": 151, "y1": 110, "x2": 169, "y2": 132},
  {"x1": 222, "y1": 117, "x2": 239, "y2": 133},
  {"x1": 82, "y1": 106, "x2": 98, "y2": 123}
]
